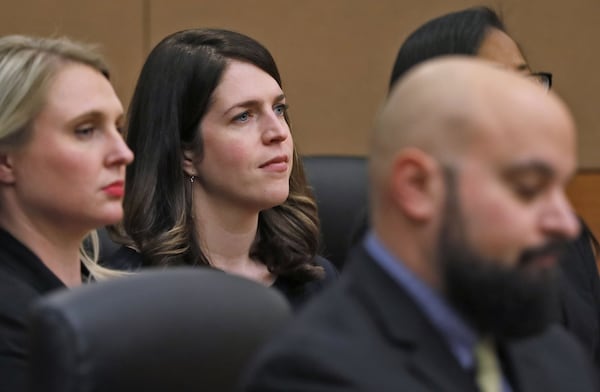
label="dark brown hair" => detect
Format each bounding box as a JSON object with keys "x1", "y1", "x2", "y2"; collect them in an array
[{"x1": 114, "y1": 29, "x2": 322, "y2": 283}]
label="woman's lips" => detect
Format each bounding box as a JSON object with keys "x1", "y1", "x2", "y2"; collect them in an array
[
  {"x1": 103, "y1": 181, "x2": 125, "y2": 197},
  {"x1": 260, "y1": 156, "x2": 289, "y2": 173}
]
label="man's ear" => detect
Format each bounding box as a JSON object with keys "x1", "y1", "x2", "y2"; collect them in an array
[
  {"x1": 181, "y1": 149, "x2": 197, "y2": 177},
  {"x1": 389, "y1": 148, "x2": 441, "y2": 222},
  {"x1": 0, "y1": 153, "x2": 16, "y2": 184}
]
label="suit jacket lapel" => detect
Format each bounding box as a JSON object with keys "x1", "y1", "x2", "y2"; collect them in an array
[{"x1": 345, "y1": 245, "x2": 478, "y2": 392}]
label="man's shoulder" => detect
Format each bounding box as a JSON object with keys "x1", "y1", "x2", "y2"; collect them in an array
[
  {"x1": 261, "y1": 244, "x2": 425, "y2": 355},
  {"x1": 242, "y1": 304, "x2": 414, "y2": 392},
  {"x1": 509, "y1": 324, "x2": 591, "y2": 359},
  {"x1": 241, "y1": 262, "x2": 423, "y2": 391},
  {"x1": 507, "y1": 325, "x2": 599, "y2": 391}
]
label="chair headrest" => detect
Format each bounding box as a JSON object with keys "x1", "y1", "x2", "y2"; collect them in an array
[
  {"x1": 302, "y1": 155, "x2": 368, "y2": 269},
  {"x1": 29, "y1": 268, "x2": 291, "y2": 392}
]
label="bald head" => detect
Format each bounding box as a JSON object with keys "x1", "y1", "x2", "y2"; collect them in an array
[
  {"x1": 370, "y1": 55, "x2": 579, "y2": 291},
  {"x1": 370, "y1": 56, "x2": 575, "y2": 193}
]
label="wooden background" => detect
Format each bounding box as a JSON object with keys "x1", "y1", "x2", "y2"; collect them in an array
[{"x1": 1, "y1": 0, "x2": 599, "y2": 234}]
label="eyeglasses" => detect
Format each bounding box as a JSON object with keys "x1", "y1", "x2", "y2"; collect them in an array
[{"x1": 528, "y1": 72, "x2": 552, "y2": 91}]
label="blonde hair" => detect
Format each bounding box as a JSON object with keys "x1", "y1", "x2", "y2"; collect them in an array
[{"x1": 0, "y1": 35, "x2": 121, "y2": 280}]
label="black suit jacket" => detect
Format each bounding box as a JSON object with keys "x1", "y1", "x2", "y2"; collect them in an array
[
  {"x1": 558, "y1": 222, "x2": 600, "y2": 367},
  {"x1": 0, "y1": 229, "x2": 67, "y2": 391},
  {"x1": 104, "y1": 246, "x2": 338, "y2": 311},
  {"x1": 242, "y1": 245, "x2": 597, "y2": 392}
]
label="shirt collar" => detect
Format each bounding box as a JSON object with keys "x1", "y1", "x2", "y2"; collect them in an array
[{"x1": 364, "y1": 231, "x2": 478, "y2": 370}]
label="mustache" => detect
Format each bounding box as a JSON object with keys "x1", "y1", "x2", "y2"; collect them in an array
[{"x1": 518, "y1": 239, "x2": 570, "y2": 268}]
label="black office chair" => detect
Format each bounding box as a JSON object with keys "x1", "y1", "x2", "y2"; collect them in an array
[
  {"x1": 302, "y1": 155, "x2": 368, "y2": 270},
  {"x1": 96, "y1": 226, "x2": 120, "y2": 260},
  {"x1": 28, "y1": 268, "x2": 291, "y2": 392}
]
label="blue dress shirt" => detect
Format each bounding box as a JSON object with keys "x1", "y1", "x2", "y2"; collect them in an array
[{"x1": 364, "y1": 231, "x2": 513, "y2": 392}]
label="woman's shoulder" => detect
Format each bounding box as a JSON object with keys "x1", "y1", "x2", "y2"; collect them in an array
[
  {"x1": 101, "y1": 245, "x2": 145, "y2": 271},
  {"x1": 313, "y1": 255, "x2": 339, "y2": 283},
  {"x1": 272, "y1": 255, "x2": 338, "y2": 311},
  {"x1": 0, "y1": 229, "x2": 66, "y2": 295}
]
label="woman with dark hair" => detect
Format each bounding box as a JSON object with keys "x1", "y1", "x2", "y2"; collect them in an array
[
  {"x1": 107, "y1": 28, "x2": 336, "y2": 309},
  {"x1": 389, "y1": 6, "x2": 552, "y2": 89},
  {"x1": 389, "y1": 6, "x2": 507, "y2": 87},
  {"x1": 351, "y1": 5, "x2": 600, "y2": 368},
  {"x1": 354, "y1": 6, "x2": 551, "y2": 247}
]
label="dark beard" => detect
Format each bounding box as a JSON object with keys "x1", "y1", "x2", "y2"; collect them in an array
[{"x1": 438, "y1": 169, "x2": 564, "y2": 340}]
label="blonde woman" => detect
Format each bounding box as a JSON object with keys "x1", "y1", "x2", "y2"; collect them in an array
[{"x1": 0, "y1": 35, "x2": 133, "y2": 390}]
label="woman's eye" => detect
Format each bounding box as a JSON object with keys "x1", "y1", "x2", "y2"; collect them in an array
[
  {"x1": 75, "y1": 126, "x2": 95, "y2": 138},
  {"x1": 233, "y1": 111, "x2": 250, "y2": 123},
  {"x1": 274, "y1": 104, "x2": 288, "y2": 116}
]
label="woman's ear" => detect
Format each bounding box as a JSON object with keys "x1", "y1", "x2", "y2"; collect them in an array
[
  {"x1": 181, "y1": 149, "x2": 197, "y2": 177},
  {"x1": 389, "y1": 147, "x2": 441, "y2": 222},
  {"x1": 0, "y1": 154, "x2": 16, "y2": 184}
]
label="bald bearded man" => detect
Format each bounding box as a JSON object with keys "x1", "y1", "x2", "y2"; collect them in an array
[{"x1": 241, "y1": 58, "x2": 597, "y2": 392}]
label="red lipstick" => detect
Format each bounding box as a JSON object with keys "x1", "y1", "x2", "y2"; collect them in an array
[{"x1": 103, "y1": 181, "x2": 125, "y2": 197}]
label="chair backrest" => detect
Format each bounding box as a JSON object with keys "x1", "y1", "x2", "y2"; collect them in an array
[
  {"x1": 302, "y1": 155, "x2": 368, "y2": 270},
  {"x1": 28, "y1": 268, "x2": 291, "y2": 392},
  {"x1": 96, "y1": 226, "x2": 120, "y2": 260}
]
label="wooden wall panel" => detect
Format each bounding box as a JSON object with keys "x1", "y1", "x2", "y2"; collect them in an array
[
  {"x1": 568, "y1": 171, "x2": 600, "y2": 237},
  {"x1": 1, "y1": 1, "x2": 600, "y2": 227},
  {"x1": 2, "y1": 1, "x2": 598, "y2": 167},
  {"x1": 148, "y1": 0, "x2": 600, "y2": 238},
  {"x1": 146, "y1": 0, "x2": 600, "y2": 166},
  {"x1": 507, "y1": 0, "x2": 600, "y2": 169},
  {"x1": 147, "y1": 0, "x2": 481, "y2": 156},
  {"x1": 0, "y1": 0, "x2": 145, "y2": 109}
]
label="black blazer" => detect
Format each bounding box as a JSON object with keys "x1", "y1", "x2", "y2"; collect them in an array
[
  {"x1": 0, "y1": 229, "x2": 66, "y2": 391},
  {"x1": 558, "y1": 222, "x2": 600, "y2": 367},
  {"x1": 104, "y1": 246, "x2": 338, "y2": 310},
  {"x1": 242, "y1": 245, "x2": 598, "y2": 392}
]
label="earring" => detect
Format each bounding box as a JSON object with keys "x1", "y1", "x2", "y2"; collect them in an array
[{"x1": 189, "y1": 175, "x2": 195, "y2": 216}]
